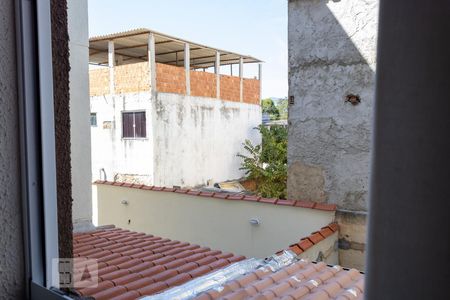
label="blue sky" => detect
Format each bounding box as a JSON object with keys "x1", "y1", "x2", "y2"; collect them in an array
[{"x1": 88, "y1": 0, "x2": 288, "y2": 98}]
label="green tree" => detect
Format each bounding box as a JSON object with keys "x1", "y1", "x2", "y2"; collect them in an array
[
  {"x1": 276, "y1": 98, "x2": 288, "y2": 120},
  {"x1": 237, "y1": 125, "x2": 287, "y2": 198},
  {"x1": 261, "y1": 98, "x2": 280, "y2": 120}
]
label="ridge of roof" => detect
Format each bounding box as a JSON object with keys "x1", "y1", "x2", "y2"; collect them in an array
[
  {"x1": 279, "y1": 222, "x2": 340, "y2": 256},
  {"x1": 94, "y1": 180, "x2": 337, "y2": 212}
]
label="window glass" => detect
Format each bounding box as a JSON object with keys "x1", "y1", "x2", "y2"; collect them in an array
[
  {"x1": 122, "y1": 111, "x2": 146, "y2": 138},
  {"x1": 90, "y1": 113, "x2": 97, "y2": 126}
]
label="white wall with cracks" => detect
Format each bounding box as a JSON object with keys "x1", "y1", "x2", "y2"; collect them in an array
[
  {"x1": 91, "y1": 92, "x2": 261, "y2": 189},
  {"x1": 288, "y1": 0, "x2": 378, "y2": 270}
]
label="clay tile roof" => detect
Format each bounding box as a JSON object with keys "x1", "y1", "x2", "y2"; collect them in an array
[
  {"x1": 73, "y1": 226, "x2": 245, "y2": 300},
  {"x1": 192, "y1": 260, "x2": 364, "y2": 300},
  {"x1": 94, "y1": 181, "x2": 337, "y2": 212}
]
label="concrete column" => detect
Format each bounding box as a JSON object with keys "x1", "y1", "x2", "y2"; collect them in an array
[
  {"x1": 68, "y1": 0, "x2": 94, "y2": 232},
  {"x1": 148, "y1": 33, "x2": 156, "y2": 94},
  {"x1": 258, "y1": 63, "x2": 262, "y2": 103},
  {"x1": 239, "y1": 57, "x2": 244, "y2": 102},
  {"x1": 215, "y1": 51, "x2": 220, "y2": 99},
  {"x1": 184, "y1": 42, "x2": 190, "y2": 95},
  {"x1": 108, "y1": 40, "x2": 115, "y2": 95},
  {"x1": 365, "y1": 1, "x2": 450, "y2": 299}
]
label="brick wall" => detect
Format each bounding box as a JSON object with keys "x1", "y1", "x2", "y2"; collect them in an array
[
  {"x1": 89, "y1": 62, "x2": 260, "y2": 105},
  {"x1": 220, "y1": 74, "x2": 241, "y2": 102},
  {"x1": 89, "y1": 68, "x2": 109, "y2": 96},
  {"x1": 114, "y1": 62, "x2": 150, "y2": 94},
  {"x1": 190, "y1": 70, "x2": 216, "y2": 98},
  {"x1": 156, "y1": 63, "x2": 186, "y2": 94},
  {"x1": 243, "y1": 78, "x2": 261, "y2": 105}
]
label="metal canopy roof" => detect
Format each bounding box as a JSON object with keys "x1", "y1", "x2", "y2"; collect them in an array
[{"x1": 89, "y1": 28, "x2": 263, "y2": 69}]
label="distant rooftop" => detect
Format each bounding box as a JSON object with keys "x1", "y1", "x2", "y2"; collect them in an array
[{"x1": 89, "y1": 28, "x2": 263, "y2": 69}]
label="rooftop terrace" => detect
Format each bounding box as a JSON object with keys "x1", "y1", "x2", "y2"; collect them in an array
[{"x1": 89, "y1": 28, "x2": 262, "y2": 104}]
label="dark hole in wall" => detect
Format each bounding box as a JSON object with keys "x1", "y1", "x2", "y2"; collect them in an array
[{"x1": 345, "y1": 94, "x2": 361, "y2": 105}]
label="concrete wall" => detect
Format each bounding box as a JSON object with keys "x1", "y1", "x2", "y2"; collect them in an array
[
  {"x1": 152, "y1": 93, "x2": 261, "y2": 188},
  {"x1": 95, "y1": 184, "x2": 335, "y2": 258},
  {"x1": 91, "y1": 91, "x2": 261, "y2": 188},
  {"x1": 288, "y1": 0, "x2": 378, "y2": 269},
  {"x1": 90, "y1": 92, "x2": 155, "y2": 185},
  {"x1": 298, "y1": 232, "x2": 339, "y2": 265},
  {"x1": 0, "y1": 0, "x2": 25, "y2": 297},
  {"x1": 68, "y1": 0, "x2": 93, "y2": 232}
]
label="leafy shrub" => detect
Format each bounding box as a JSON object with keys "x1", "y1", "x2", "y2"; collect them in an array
[{"x1": 237, "y1": 125, "x2": 287, "y2": 198}]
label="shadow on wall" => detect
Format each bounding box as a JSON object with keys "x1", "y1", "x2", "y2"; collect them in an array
[
  {"x1": 287, "y1": 0, "x2": 375, "y2": 208},
  {"x1": 287, "y1": 0, "x2": 378, "y2": 270}
]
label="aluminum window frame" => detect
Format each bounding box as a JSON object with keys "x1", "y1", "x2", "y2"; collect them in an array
[{"x1": 15, "y1": 0, "x2": 70, "y2": 298}]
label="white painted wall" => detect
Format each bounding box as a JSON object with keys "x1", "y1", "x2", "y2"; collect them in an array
[
  {"x1": 68, "y1": 0, "x2": 94, "y2": 232},
  {"x1": 95, "y1": 184, "x2": 335, "y2": 258},
  {"x1": 90, "y1": 92, "x2": 154, "y2": 185},
  {"x1": 91, "y1": 92, "x2": 261, "y2": 188},
  {"x1": 152, "y1": 93, "x2": 261, "y2": 187}
]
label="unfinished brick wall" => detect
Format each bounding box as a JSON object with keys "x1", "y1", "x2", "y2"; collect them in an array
[
  {"x1": 89, "y1": 68, "x2": 109, "y2": 96},
  {"x1": 243, "y1": 78, "x2": 261, "y2": 105},
  {"x1": 114, "y1": 62, "x2": 150, "y2": 94},
  {"x1": 190, "y1": 70, "x2": 216, "y2": 98},
  {"x1": 156, "y1": 63, "x2": 186, "y2": 94},
  {"x1": 220, "y1": 75, "x2": 241, "y2": 102},
  {"x1": 89, "y1": 62, "x2": 260, "y2": 105}
]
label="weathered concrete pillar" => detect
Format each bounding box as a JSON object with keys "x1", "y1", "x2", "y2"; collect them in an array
[
  {"x1": 184, "y1": 42, "x2": 190, "y2": 95},
  {"x1": 148, "y1": 33, "x2": 156, "y2": 94},
  {"x1": 258, "y1": 63, "x2": 262, "y2": 103},
  {"x1": 288, "y1": 0, "x2": 378, "y2": 270},
  {"x1": 108, "y1": 40, "x2": 115, "y2": 95},
  {"x1": 215, "y1": 51, "x2": 220, "y2": 99},
  {"x1": 68, "y1": 0, "x2": 94, "y2": 232},
  {"x1": 239, "y1": 57, "x2": 244, "y2": 102}
]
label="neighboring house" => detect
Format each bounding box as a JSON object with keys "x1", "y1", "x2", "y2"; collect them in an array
[
  {"x1": 287, "y1": 0, "x2": 378, "y2": 270},
  {"x1": 73, "y1": 224, "x2": 364, "y2": 300},
  {"x1": 89, "y1": 29, "x2": 263, "y2": 188}
]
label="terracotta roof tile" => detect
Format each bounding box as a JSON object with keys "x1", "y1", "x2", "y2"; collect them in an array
[
  {"x1": 189, "y1": 265, "x2": 213, "y2": 277},
  {"x1": 277, "y1": 222, "x2": 339, "y2": 256},
  {"x1": 309, "y1": 232, "x2": 325, "y2": 244},
  {"x1": 192, "y1": 259, "x2": 364, "y2": 300},
  {"x1": 137, "y1": 281, "x2": 168, "y2": 296},
  {"x1": 138, "y1": 265, "x2": 165, "y2": 278},
  {"x1": 73, "y1": 226, "x2": 242, "y2": 299},
  {"x1": 166, "y1": 273, "x2": 192, "y2": 287},
  {"x1": 94, "y1": 181, "x2": 337, "y2": 211},
  {"x1": 91, "y1": 286, "x2": 127, "y2": 300},
  {"x1": 111, "y1": 273, "x2": 142, "y2": 286},
  {"x1": 123, "y1": 277, "x2": 155, "y2": 291},
  {"x1": 258, "y1": 197, "x2": 278, "y2": 204},
  {"x1": 78, "y1": 280, "x2": 114, "y2": 296},
  {"x1": 298, "y1": 238, "x2": 314, "y2": 251},
  {"x1": 277, "y1": 199, "x2": 296, "y2": 206}
]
